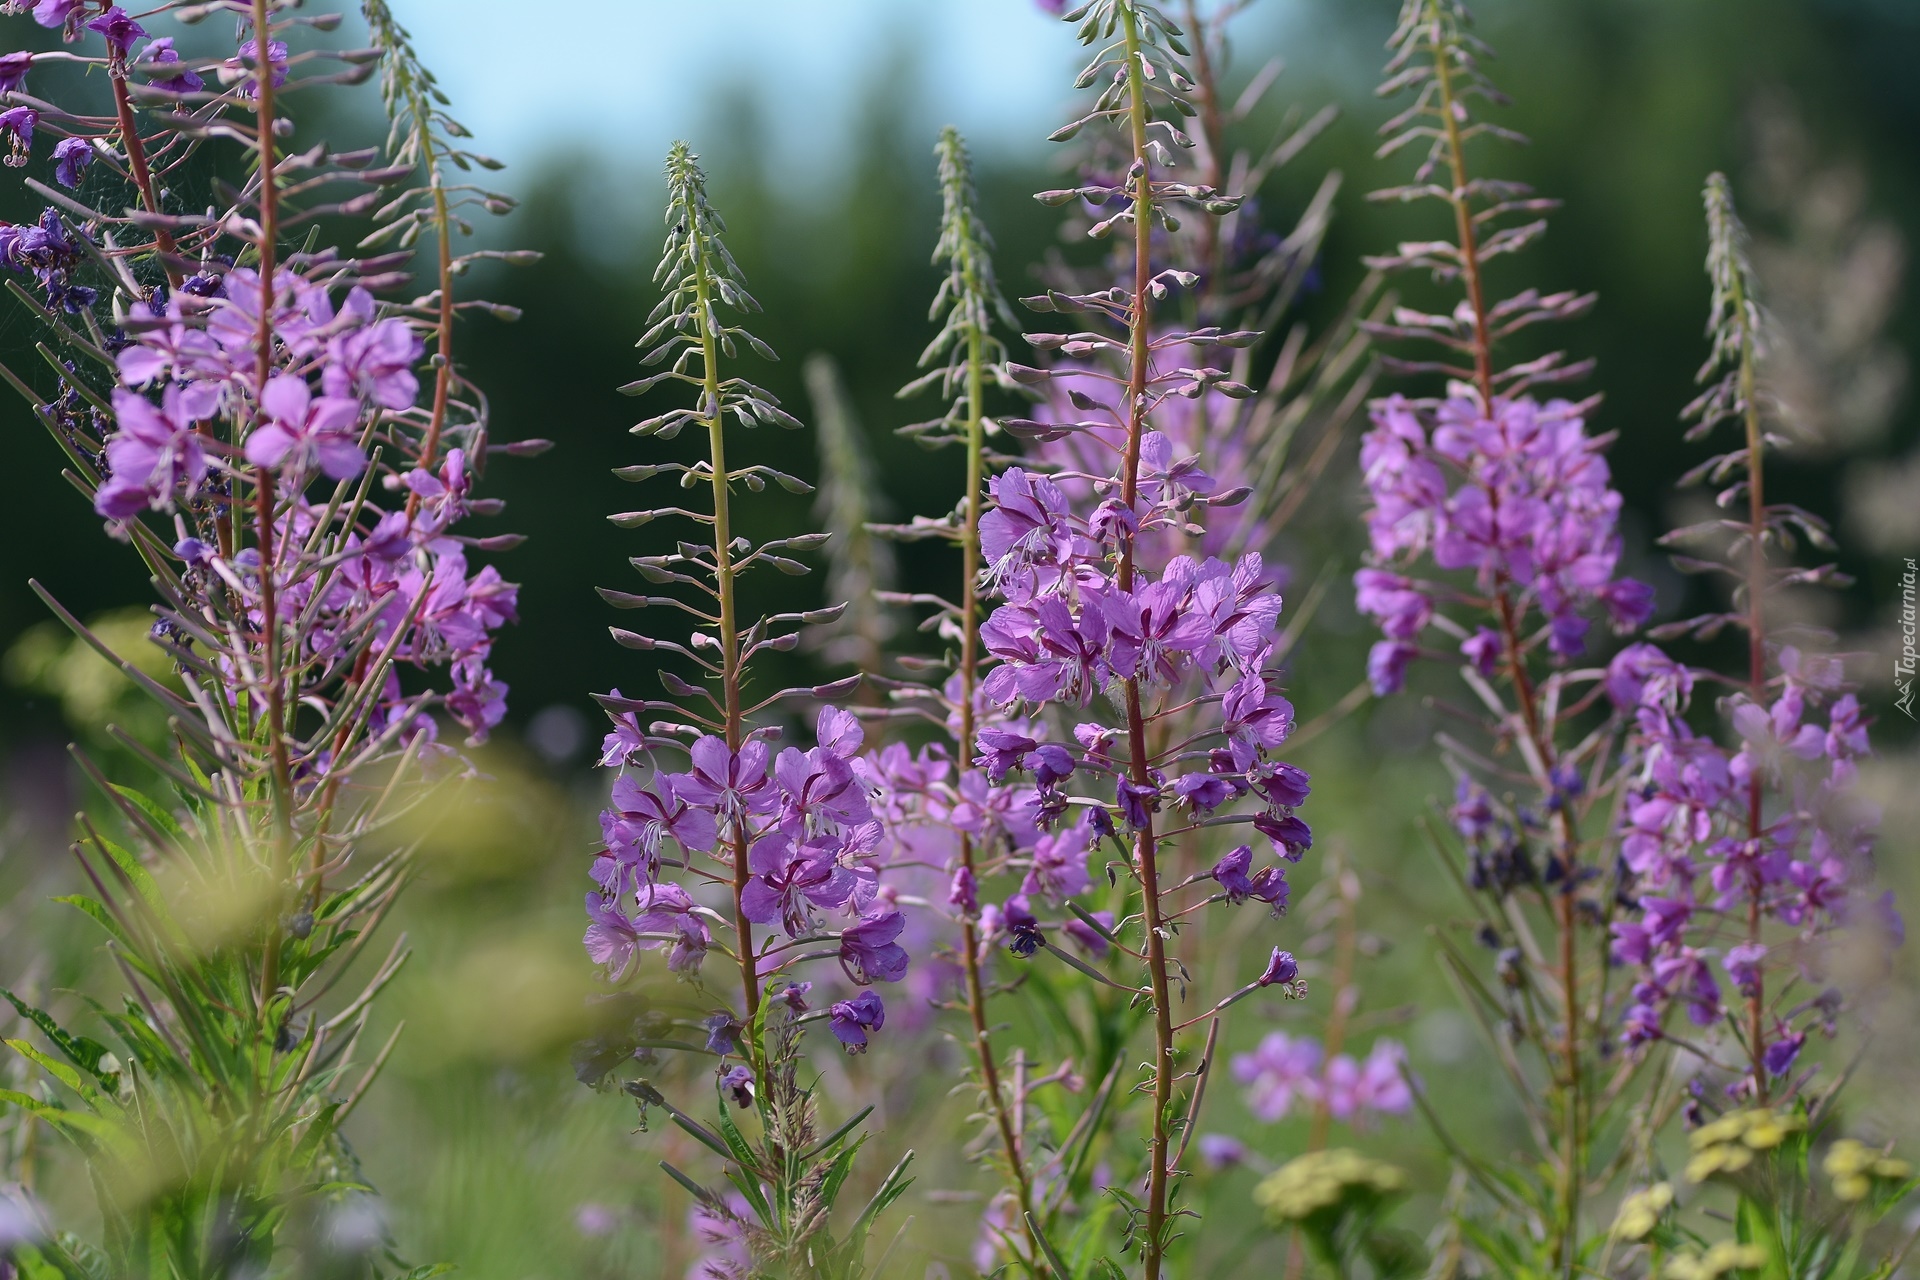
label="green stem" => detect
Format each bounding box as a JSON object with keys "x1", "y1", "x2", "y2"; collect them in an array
[
  {"x1": 954, "y1": 252, "x2": 1044, "y2": 1270},
  {"x1": 1732, "y1": 258, "x2": 1769, "y2": 1103},
  {"x1": 1429, "y1": 7, "x2": 1582, "y2": 1265},
  {"x1": 691, "y1": 229, "x2": 760, "y2": 1040},
  {"x1": 1117, "y1": 10, "x2": 1176, "y2": 1278}
]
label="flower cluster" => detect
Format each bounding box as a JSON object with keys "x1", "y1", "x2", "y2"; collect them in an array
[
  {"x1": 591, "y1": 707, "x2": 909, "y2": 1027},
  {"x1": 1356, "y1": 392, "x2": 1653, "y2": 695},
  {"x1": 1231, "y1": 1031, "x2": 1412, "y2": 1126},
  {"x1": 1605, "y1": 629, "x2": 1882, "y2": 1077}
]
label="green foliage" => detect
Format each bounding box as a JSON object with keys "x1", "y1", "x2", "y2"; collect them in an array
[{"x1": 629, "y1": 1000, "x2": 913, "y2": 1280}]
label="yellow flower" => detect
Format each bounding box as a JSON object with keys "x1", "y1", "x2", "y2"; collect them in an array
[
  {"x1": 1665, "y1": 1241, "x2": 1767, "y2": 1279},
  {"x1": 1739, "y1": 1110, "x2": 1801, "y2": 1150},
  {"x1": 1825, "y1": 1138, "x2": 1913, "y2": 1201},
  {"x1": 1685, "y1": 1142, "x2": 1754, "y2": 1183},
  {"x1": 1612, "y1": 1183, "x2": 1674, "y2": 1241},
  {"x1": 1689, "y1": 1114, "x2": 1751, "y2": 1151},
  {"x1": 1253, "y1": 1149, "x2": 1408, "y2": 1225}
]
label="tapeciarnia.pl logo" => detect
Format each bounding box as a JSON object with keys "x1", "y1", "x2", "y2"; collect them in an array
[{"x1": 1899, "y1": 557, "x2": 1917, "y2": 720}]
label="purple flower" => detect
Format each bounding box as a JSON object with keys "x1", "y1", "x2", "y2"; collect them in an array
[
  {"x1": 95, "y1": 383, "x2": 221, "y2": 519},
  {"x1": 228, "y1": 37, "x2": 289, "y2": 98},
  {"x1": 838, "y1": 908, "x2": 909, "y2": 984},
  {"x1": 1232, "y1": 1031, "x2": 1322, "y2": 1121},
  {"x1": 1063, "y1": 910, "x2": 1114, "y2": 957},
  {"x1": 130, "y1": 37, "x2": 205, "y2": 93},
  {"x1": 1255, "y1": 947, "x2": 1299, "y2": 988},
  {"x1": 31, "y1": 0, "x2": 82, "y2": 30},
  {"x1": 741, "y1": 832, "x2": 858, "y2": 937},
  {"x1": 84, "y1": 6, "x2": 145, "y2": 59},
  {"x1": 1210, "y1": 844, "x2": 1289, "y2": 913},
  {"x1": 676, "y1": 736, "x2": 775, "y2": 832},
  {"x1": 583, "y1": 894, "x2": 644, "y2": 980},
  {"x1": 324, "y1": 310, "x2": 422, "y2": 410},
  {"x1": 245, "y1": 374, "x2": 366, "y2": 479},
  {"x1": 1723, "y1": 942, "x2": 1766, "y2": 998},
  {"x1": 1222, "y1": 673, "x2": 1295, "y2": 767},
  {"x1": 779, "y1": 980, "x2": 812, "y2": 1013},
  {"x1": 1461, "y1": 627, "x2": 1501, "y2": 677},
  {"x1": 1197, "y1": 1134, "x2": 1247, "y2": 1170},
  {"x1": 598, "y1": 703, "x2": 647, "y2": 767},
  {"x1": 0, "y1": 53, "x2": 30, "y2": 95},
  {"x1": 1366, "y1": 640, "x2": 1416, "y2": 696},
  {"x1": 1, "y1": 107, "x2": 36, "y2": 168},
  {"x1": 52, "y1": 137, "x2": 90, "y2": 190},
  {"x1": 601, "y1": 774, "x2": 717, "y2": 888},
  {"x1": 446, "y1": 655, "x2": 507, "y2": 743},
  {"x1": 828, "y1": 989, "x2": 887, "y2": 1053},
  {"x1": 1023, "y1": 816, "x2": 1091, "y2": 901},
  {"x1": 948, "y1": 866, "x2": 979, "y2": 917},
  {"x1": 1354, "y1": 568, "x2": 1431, "y2": 639},
  {"x1": 1321, "y1": 1040, "x2": 1413, "y2": 1121}
]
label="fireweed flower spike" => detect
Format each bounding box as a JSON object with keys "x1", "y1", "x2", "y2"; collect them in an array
[
  {"x1": 960, "y1": 4, "x2": 1311, "y2": 1274},
  {"x1": 0, "y1": 1, "x2": 530, "y2": 1273},
  {"x1": 1356, "y1": 0, "x2": 1658, "y2": 1269},
  {"x1": 1605, "y1": 178, "x2": 1889, "y2": 1103},
  {"x1": 581, "y1": 142, "x2": 913, "y2": 1275}
]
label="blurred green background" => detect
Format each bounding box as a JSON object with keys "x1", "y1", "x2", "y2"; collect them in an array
[{"x1": 3, "y1": 0, "x2": 1918, "y2": 1275}]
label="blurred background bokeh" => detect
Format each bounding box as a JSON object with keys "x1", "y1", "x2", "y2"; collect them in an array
[{"x1": 3, "y1": 0, "x2": 1917, "y2": 1275}]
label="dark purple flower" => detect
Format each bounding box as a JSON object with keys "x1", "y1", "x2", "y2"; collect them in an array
[
  {"x1": 1003, "y1": 894, "x2": 1044, "y2": 957},
  {"x1": 838, "y1": 908, "x2": 909, "y2": 984},
  {"x1": 719, "y1": 1064, "x2": 754, "y2": 1107},
  {"x1": 1763, "y1": 1029, "x2": 1806, "y2": 1077},
  {"x1": 703, "y1": 1013, "x2": 742, "y2": 1057},
  {"x1": 1256, "y1": 948, "x2": 1299, "y2": 987},
  {"x1": 1211, "y1": 844, "x2": 1290, "y2": 913},
  {"x1": 1254, "y1": 810, "x2": 1312, "y2": 862},
  {"x1": 46, "y1": 137, "x2": 85, "y2": 190},
  {"x1": 84, "y1": 7, "x2": 145, "y2": 59},
  {"x1": 0, "y1": 53, "x2": 30, "y2": 95},
  {"x1": 779, "y1": 980, "x2": 812, "y2": 1013},
  {"x1": 828, "y1": 990, "x2": 886, "y2": 1053},
  {"x1": 134, "y1": 38, "x2": 204, "y2": 93},
  {"x1": 1117, "y1": 777, "x2": 1159, "y2": 830},
  {"x1": 1251, "y1": 761, "x2": 1311, "y2": 810}
]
